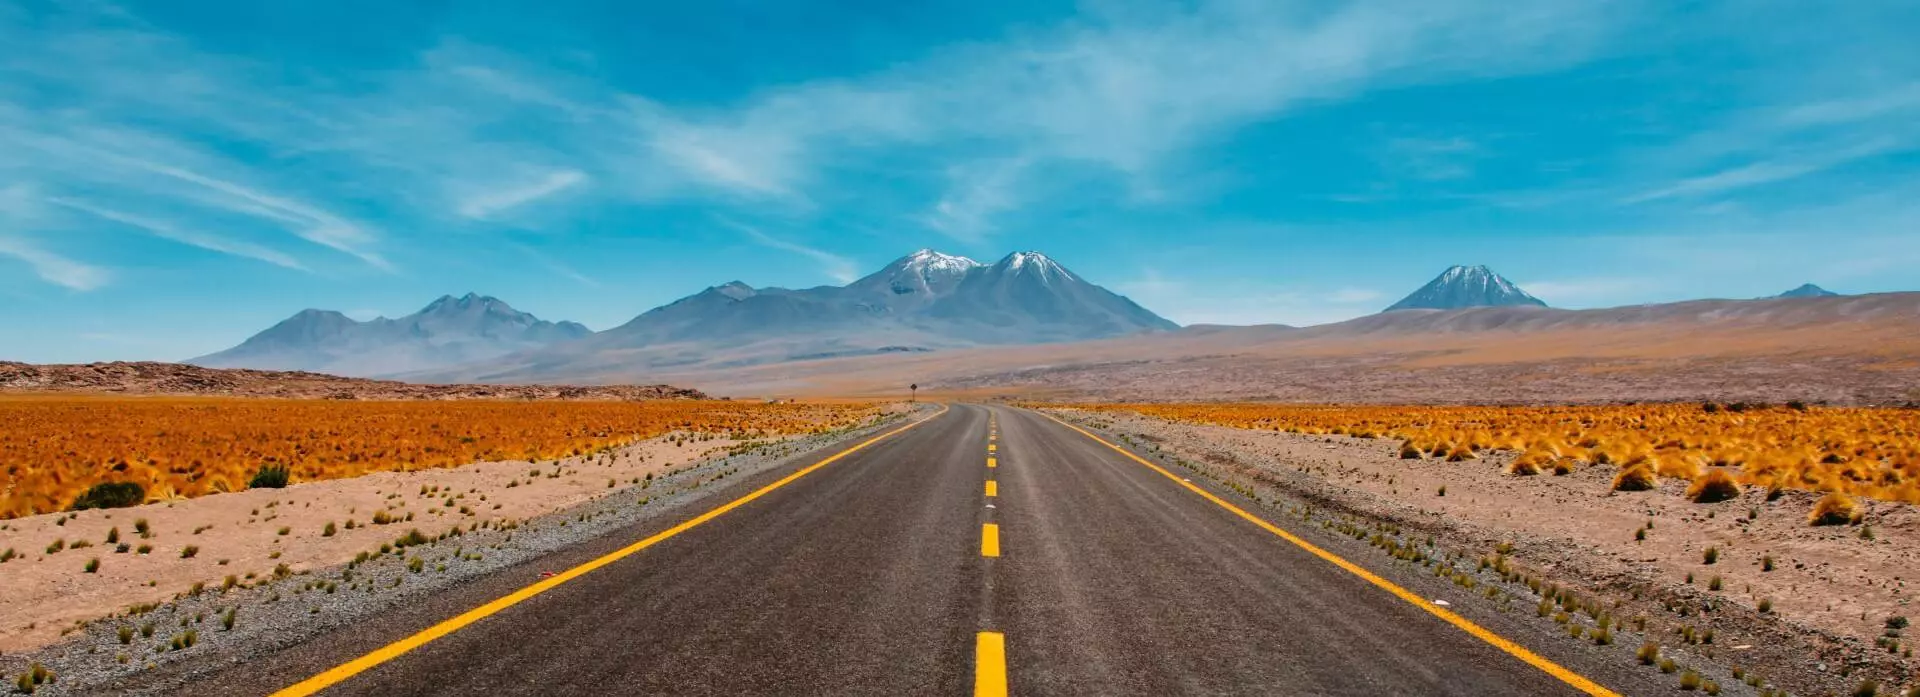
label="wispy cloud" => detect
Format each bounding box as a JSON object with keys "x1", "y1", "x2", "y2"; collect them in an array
[
  {"x1": 0, "y1": 236, "x2": 111, "y2": 291},
  {"x1": 724, "y1": 219, "x2": 859, "y2": 284},
  {"x1": 924, "y1": 159, "x2": 1026, "y2": 241},
  {"x1": 456, "y1": 170, "x2": 589, "y2": 220},
  {"x1": 47, "y1": 197, "x2": 308, "y2": 270}
]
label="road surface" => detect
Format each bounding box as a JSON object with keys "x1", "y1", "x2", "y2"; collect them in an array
[{"x1": 188, "y1": 405, "x2": 1638, "y2": 696}]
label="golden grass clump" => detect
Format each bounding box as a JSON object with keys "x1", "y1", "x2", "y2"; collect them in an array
[
  {"x1": 1613, "y1": 465, "x2": 1658, "y2": 492},
  {"x1": 1049, "y1": 402, "x2": 1920, "y2": 505},
  {"x1": 0, "y1": 397, "x2": 889, "y2": 518},
  {"x1": 1807, "y1": 492, "x2": 1860, "y2": 526},
  {"x1": 1686, "y1": 469, "x2": 1742, "y2": 503}
]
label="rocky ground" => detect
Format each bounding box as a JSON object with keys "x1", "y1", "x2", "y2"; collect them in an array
[
  {"x1": 1045, "y1": 407, "x2": 1919, "y2": 697},
  {"x1": 0, "y1": 362, "x2": 705, "y2": 400},
  {"x1": 0, "y1": 405, "x2": 925, "y2": 695}
]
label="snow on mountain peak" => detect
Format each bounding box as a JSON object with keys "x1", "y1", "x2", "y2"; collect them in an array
[{"x1": 903, "y1": 249, "x2": 982, "y2": 275}]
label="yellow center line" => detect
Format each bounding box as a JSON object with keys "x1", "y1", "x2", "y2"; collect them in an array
[
  {"x1": 268, "y1": 406, "x2": 951, "y2": 697},
  {"x1": 985, "y1": 480, "x2": 998, "y2": 497},
  {"x1": 981, "y1": 523, "x2": 1001, "y2": 557},
  {"x1": 988, "y1": 443, "x2": 997, "y2": 452},
  {"x1": 1036, "y1": 411, "x2": 1621, "y2": 697},
  {"x1": 987, "y1": 456, "x2": 997, "y2": 469},
  {"x1": 975, "y1": 631, "x2": 1008, "y2": 697}
]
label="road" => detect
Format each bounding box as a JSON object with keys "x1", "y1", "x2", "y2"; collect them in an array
[{"x1": 198, "y1": 405, "x2": 1628, "y2": 696}]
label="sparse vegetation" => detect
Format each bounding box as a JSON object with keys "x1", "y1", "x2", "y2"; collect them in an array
[
  {"x1": 2, "y1": 397, "x2": 884, "y2": 518},
  {"x1": 69, "y1": 481, "x2": 145, "y2": 510},
  {"x1": 1810, "y1": 492, "x2": 1861, "y2": 526},
  {"x1": 179, "y1": 545, "x2": 198, "y2": 559}
]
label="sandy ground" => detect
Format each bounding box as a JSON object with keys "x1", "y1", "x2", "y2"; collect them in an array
[
  {"x1": 0, "y1": 431, "x2": 769, "y2": 652},
  {"x1": 1051, "y1": 408, "x2": 1919, "y2": 695}
]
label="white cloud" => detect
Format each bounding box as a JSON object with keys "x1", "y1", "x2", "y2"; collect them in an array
[
  {"x1": 456, "y1": 170, "x2": 589, "y2": 220},
  {"x1": 0, "y1": 236, "x2": 111, "y2": 291},
  {"x1": 924, "y1": 159, "x2": 1026, "y2": 241},
  {"x1": 724, "y1": 220, "x2": 860, "y2": 284},
  {"x1": 47, "y1": 197, "x2": 308, "y2": 270}
]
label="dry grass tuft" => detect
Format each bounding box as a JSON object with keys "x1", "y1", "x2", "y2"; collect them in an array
[
  {"x1": 1809, "y1": 492, "x2": 1860, "y2": 526},
  {"x1": 1687, "y1": 469, "x2": 1742, "y2": 503},
  {"x1": 1613, "y1": 465, "x2": 1658, "y2": 492}
]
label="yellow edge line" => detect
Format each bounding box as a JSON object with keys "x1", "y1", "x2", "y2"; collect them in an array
[
  {"x1": 271, "y1": 405, "x2": 951, "y2": 697},
  {"x1": 975, "y1": 631, "x2": 1008, "y2": 697},
  {"x1": 1037, "y1": 410, "x2": 1621, "y2": 697}
]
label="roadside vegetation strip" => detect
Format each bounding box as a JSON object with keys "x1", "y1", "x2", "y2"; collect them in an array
[
  {"x1": 2, "y1": 397, "x2": 894, "y2": 519},
  {"x1": 269, "y1": 405, "x2": 948, "y2": 697},
  {"x1": 1043, "y1": 402, "x2": 1920, "y2": 505},
  {"x1": 1038, "y1": 410, "x2": 1623, "y2": 697}
]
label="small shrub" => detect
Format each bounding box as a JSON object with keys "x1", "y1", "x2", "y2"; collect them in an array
[
  {"x1": 277, "y1": 527, "x2": 291, "y2": 536},
  {"x1": 1680, "y1": 670, "x2": 1702, "y2": 690},
  {"x1": 1635, "y1": 528, "x2": 1647, "y2": 542},
  {"x1": 1687, "y1": 470, "x2": 1742, "y2": 503},
  {"x1": 105, "y1": 527, "x2": 120, "y2": 544},
  {"x1": 221, "y1": 607, "x2": 236, "y2": 631},
  {"x1": 1436, "y1": 485, "x2": 1446, "y2": 497},
  {"x1": 322, "y1": 522, "x2": 336, "y2": 537},
  {"x1": 180, "y1": 545, "x2": 199, "y2": 559},
  {"x1": 117, "y1": 625, "x2": 133, "y2": 644},
  {"x1": 248, "y1": 464, "x2": 291, "y2": 489},
  {"x1": 1659, "y1": 658, "x2": 1678, "y2": 674},
  {"x1": 1637, "y1": 641, "x2": 1660, "y2": 665},
  {"x1": 1762, "y1": 555, "x2": 1775, "y2": 571},
  {"x1": 134, "y1": 519, "x2": 150, "y2": 537},
  {"x1": 1854, "y1": 679, "x2": 1880, "y2": 697},
  {"x1": 84, "y1": 557, "x2": 100, "y2": 573},
  {"x1": 1758, "y1": 598, "x2": 1773, "y2": 613},
  {"x1": 1810, "y1": 492, "x2": 1860, "y2": 526},
  {"x1": 1508, "y1": 459, "x2": 1540, "y2": 476},
  {"x1": 70, "y1": 481, "x2": 145, "y2": 510},
  {"x1": 1613, "y1": 466, "x2": 1657, "y2": 492},
  {"x1": 1709, "y1": 576, "x2": 1722, "y2": 591},
  {"x1": 1703, "y1": 546, "x2": 1719, "y2": 565},
  {"x1": 136, "y1": 544, "x2": 152, "y2": 555}
]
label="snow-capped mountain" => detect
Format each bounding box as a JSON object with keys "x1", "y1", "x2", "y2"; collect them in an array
[
  {"x1": 1384, "y1": 265, "x2": 1548, "y2": 312},
  {"x1": 1774, "y1": 283, "x2": 1840, "y2": 299},
  {"x1": 191, "y1": 294, "x2": 591, "y2": 377},
  {"x1": 425, "y1": 250, "x2": 1178, "y2": 382}
]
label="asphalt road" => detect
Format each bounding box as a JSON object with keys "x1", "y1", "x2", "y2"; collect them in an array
[{"x1": 196, "y1": 404, "x2": 1627, "y2": 696}]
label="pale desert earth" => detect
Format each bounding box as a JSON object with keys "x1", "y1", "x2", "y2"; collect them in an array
[
  {"x1": 1048, "y1": 408, "x2": 1918, "y2": 696},
  {"x1": 0, "y1": 430, "x2": 785, "y2": 652}
]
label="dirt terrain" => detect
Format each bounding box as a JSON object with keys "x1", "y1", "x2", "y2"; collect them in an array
[
  {"x1": 0, "y1": 362, "x2": 705, "y2": 400},
  {"x1": 1047, "y1": 407, "x2": 1919, "y2": 696},
  {"x1": 568, "y1": 293, "x2": 1920, "y2": 405}
]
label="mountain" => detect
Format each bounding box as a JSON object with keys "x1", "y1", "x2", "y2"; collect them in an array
[
  {"x1": 1384, "y1": 265, "x2": 1547, "y2": 312},
  {"x1": 416, "y1": 250, "x2": 1177, "y2": 383},
  {"x1": 191, "y1": 294, "x2": 591, "y2": 377},
  {"x1": 1775, "y1": 283, "x2": 1840, "y2": 298}
]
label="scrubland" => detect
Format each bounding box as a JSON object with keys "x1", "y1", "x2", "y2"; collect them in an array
[
  {"x1": 1047, "y1": 403, "x2": 1920, "y2": 696},
  {"x1": 1058, "y1": 403, "x2": 1920, "y2": 507},
  {"x1": 0, "y1": 396, "x2": 885, "y2": 519}
]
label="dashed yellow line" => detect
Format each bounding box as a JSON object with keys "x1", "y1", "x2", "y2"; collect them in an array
[
  {"x1": 988, "y1": 443, "x2": 997, "y2": 453},
  {"x1": 985, "y1": 480, "x2": 998, "y2": 497},
  {"x1": 981, "y1": 523, "x2": 1001, "y2": 557},
  {"x1": 268, "y1": 406, "x2": 951, "y2": 697},
  {"x1": 987, "y1": 456, "x2": 997, "y2": 469},
  {"x1": 975, "y1": 631, "x2": 1008, "y2": 697},
  {"x1": 1037, "y1": 411, "x2": 1622, "y2": 697}
]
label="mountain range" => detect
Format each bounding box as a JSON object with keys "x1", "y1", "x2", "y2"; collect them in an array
[
  {"x1": 194, "y1": 251, "x2": 1177, "y2": 379},
  {"x1": 190, "y1": 294, "x2": 591, "y2": 377}
]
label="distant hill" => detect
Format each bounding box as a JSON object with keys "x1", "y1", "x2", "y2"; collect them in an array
[
  {"x1": 0, "y1": 361, "x2": 702, "y2": 400},
  {"x1": 1775, "y1": 283, "x2": 1840, "y2": 298},
  {"x1": 1385, "y1": 265, "x2": 1547, "y2": 312},
  {"x1": 191, "y1": 294, "x2": 591, "y2": 377},
  {"x1": 422, "y1": 249, "x2": 1177, "y2": 383}
]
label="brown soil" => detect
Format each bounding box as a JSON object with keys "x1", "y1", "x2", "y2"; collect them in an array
[
  {"x1": 0, "y1": 431, "x2": 766, "y2": 652},
  {"x1": 1051, "y1": 408, "x2": 1920, "y2": 695},
  {"x1": 0, "y1": 362, "x2": 705, "y2": 400}
]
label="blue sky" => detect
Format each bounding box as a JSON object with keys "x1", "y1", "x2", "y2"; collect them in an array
[{"x1": 2, "y1": 0, "x2": 1917, "y2": 363}]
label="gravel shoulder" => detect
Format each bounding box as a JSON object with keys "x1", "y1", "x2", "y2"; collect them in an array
[
  {"x1": 0, "y1": 404, "x2": 928, "y2": 695},
  {"x1": 1044, "y1": 407, "x2": 1919, "y2": 697}
]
